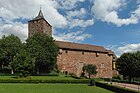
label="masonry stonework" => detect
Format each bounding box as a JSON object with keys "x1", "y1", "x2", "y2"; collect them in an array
[
  {"x1": 28, "y1": 10, "x2": 117, "y2": 78},
  {"x1": 28, "y1": 10, "x2": 52, "y2": 37},
  {"x1": 56, "y1": 46, "x2": 113, "y2": 78}
]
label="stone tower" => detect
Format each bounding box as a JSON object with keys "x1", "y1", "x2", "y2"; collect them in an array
[{"x1": 28, "y1": 9, "x2": 52, "y2": 37}]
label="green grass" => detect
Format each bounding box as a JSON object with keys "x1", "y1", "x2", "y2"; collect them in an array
[{"x1": 0, "y1": 84, "x2": 114, "y2": 93}]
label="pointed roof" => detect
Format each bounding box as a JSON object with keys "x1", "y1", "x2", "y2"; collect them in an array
[{"x1": 30, "y1": 9, "x2": 44, "y2": 21}]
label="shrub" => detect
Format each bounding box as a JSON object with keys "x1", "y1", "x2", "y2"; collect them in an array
[
  {"x1": 71, "y1": 75, "x2": 82, "y2": 79},
  {"x1": 0, "y1": 78, "x2": 90, "y2": 84}
]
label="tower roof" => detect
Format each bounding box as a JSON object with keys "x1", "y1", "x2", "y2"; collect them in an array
[{"x1": 30, "y1": 9, "x2": 44, "y2": 21}]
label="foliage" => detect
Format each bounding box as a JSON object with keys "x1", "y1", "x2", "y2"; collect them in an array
[
  {"x1": 83, "y1": 64, "x2": 97, "y2": 79},
  {"x1": 116, "y1": 51, "x2": 140, "y2": 81},
  {"x1": 0, "y1": 35, "x2": 22, "y2": 73},
  {"x1": 26, "y1": 33, "x2": 59, "y2": 74},
  {"x1": 11, "y1": 50, "x2": 35, "y2": 77}
]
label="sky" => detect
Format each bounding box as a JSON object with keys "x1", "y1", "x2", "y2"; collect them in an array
[{"x1": 0, "y1": 0, "x2": 140, "y2": 57}]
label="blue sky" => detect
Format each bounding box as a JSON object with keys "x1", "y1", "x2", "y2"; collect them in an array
[{"x1": 0, "y1": 0, "x2": 140, "y2": 56}]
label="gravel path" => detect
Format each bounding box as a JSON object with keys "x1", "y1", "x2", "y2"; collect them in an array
[{"x1": 110, "y1": 82, "x2": 140, "y2": 91}]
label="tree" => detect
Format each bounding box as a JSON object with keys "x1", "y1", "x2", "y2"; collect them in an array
[
  {"x1": 26, "y1": 33, "x2": 59, "y2": 74},
  {"x1": 0, "y1": 34, "x2": 22, "y2": 74},
  {"x1": 12, "y1": 49, "x2": 35, "y2": 77},
  {"x1": 116, "y1": 51, "x2": 140, "y2": 81},
  {"x1": 83, "y1": 64, "x2": 97, "y2": 79}
]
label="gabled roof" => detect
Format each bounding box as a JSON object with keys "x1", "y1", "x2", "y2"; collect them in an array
[
  {"x1": 28, "y1": 10, "x2": 52, "y2": 26},
  {"x1": 56, "y1": 41, "x2": 113, "y2": 53},
  {"x1": 30, "y1": 10, "x2": 44, "y2": 21}
]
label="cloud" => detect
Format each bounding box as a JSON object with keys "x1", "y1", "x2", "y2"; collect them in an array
[
  {"x1": 69, "y1": 19, "x2": 94, "y2": 29},
  {"x1": 92, "y1": 0, "x2": 140, "y2": 26},
  {"x1": 107, "y1": 43, "x2": 140, "y2": 57},
  {"x1": 66, "y1": 8, "x2": 87, "y2": 18},
  {"x1": 117, "y1": 43, "x2": 140, "y2": 53},
  {"x1": 65, "y1": 8, "x2": 94, "y2": 29},
  {"x1": 53, "y1": 30, "x2": 92, "y2": 42},
  {"x1": 0, "y1": 0, "x2": 67, "y2": 28},
  {"x1": 0, "y1": 22, "x2": 28, "y2": 41},
  {"x1": 57, "y1": 0, "x2": 86, "y2": 10}
]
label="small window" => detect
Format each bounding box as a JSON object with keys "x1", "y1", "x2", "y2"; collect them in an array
[
  {"x1": 96, "y1": 52, "x2": 99, "y2": 57},
  {"x1": 59, "y1": 49, "x2": 62, "y2": 54},
  {"x1": 65, "y1": 51, "x2": 68, "y2": 53},
  {"x1": 101, "y1": 63, "x2": 105, "y2": 68},
  {"x1": 82, "y1": 52, "x2": 84, "y2": 55}
]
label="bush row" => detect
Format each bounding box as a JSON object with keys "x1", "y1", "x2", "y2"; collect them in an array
[
  {"x1": 71, "y1": 75, "x2": 82, "y2": 79},
  {"x1": 0, "y1": 79, "x2": 90, "y2": 84},
  {"x1": 95, "y1": 81, "x2": 139, "y2": 93}
]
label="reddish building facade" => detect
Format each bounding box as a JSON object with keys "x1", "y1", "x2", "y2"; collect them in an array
[{"x1": 28, "y1": 10, "x2": 117, "y2": 78}]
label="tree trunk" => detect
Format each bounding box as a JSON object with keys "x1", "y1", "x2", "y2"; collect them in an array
[
  {"x1": 36, "y1": 68, "x2": 39, "y2": 75},
  {"x1": 129, "y1": 76, "x2": 132, "y2": 81},
  {"x1": 11, "y1": 68, "x2": 14, "y2": 74},
  {"x1": 89, "y1": 73, "x2": 90, "y2": 79}
]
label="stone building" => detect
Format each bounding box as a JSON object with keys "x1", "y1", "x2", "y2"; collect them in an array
[{"x1": 28, "y1": 10, "x2": 117, "y2": 78}]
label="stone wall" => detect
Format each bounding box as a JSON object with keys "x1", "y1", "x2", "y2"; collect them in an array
[
  {"x1": 57, "y1": 49, "x2": 113, "y2": 78},
  {"x1": 28, "y1": 19, "x2": 52, "y2": 37}
]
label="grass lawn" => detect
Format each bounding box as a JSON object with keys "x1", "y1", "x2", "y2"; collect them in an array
[{"x1": 0, "y1": 84, "x2": 114, "y2": 93}]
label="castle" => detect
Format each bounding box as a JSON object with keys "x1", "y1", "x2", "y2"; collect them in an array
[{"x1": 28, "y1": 10, "x2": 117, "y2": 78}]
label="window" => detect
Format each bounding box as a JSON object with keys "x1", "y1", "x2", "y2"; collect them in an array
[
  {"x1": 59, "y1": 49, "x2": 62, "y2": 54},
  {"x1": 101, "y1": 63, "x2": 105, "y2": 68},
  {"x1": 65, "y1": 51, "x2": 68, "y2": 53},
  {"x1": 82, "y1": 52, "x2": 84, "y2": 55},
  {"x1": 96, "y1": 52, "x2": 99, "y2": 57}
]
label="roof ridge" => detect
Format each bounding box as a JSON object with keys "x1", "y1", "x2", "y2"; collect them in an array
[{"x1": 56, "y1": 40, "x2": 105, "y2": 48}]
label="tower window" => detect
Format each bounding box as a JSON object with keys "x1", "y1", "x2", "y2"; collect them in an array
[{"x1": 82, "y1": 52, "x2": 84, "y2": 55}]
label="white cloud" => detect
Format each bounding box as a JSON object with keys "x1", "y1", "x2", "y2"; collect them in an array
[
  {"x1": 65, "y1": 8, "x2": 94, "y2": 29},
  {"x1": 117, "y1": 43, "x2": 140, "y2": 53},
  {"x1": 57, "y1": 0, "x2": 86, "y2": 10},
  {"x1": 0, "y1": 0, "x2": 67, "y2": 28},
  {"x1": 69, "y1": 19, "x2": 94, "y2": 28},
  {"x1": 0, "y1": 22, "x2": 28, "y2": 41},
  {"x1": 66, "y1": 8, "x2": 86, "y2": 18},
  {"x1": 53, "y1": 30, "x2": 92, "y2": 42},
  {"x1": 92, "y1": 0, "x2": 140, "y2": 26},
  {"x1": 107, "y1": 43, "x2": 140, "y2": 57}
]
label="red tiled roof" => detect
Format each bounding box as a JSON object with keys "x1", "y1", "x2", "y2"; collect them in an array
[{"x1": 56, "y1": 41, "x2": 113, "y2": 54}]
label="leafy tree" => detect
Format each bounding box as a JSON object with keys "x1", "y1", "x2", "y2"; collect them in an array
[
  {"x1": 26, "y1": 33, "x2": 59, "y2": 74},
  {"x1": 12, "y1": 49, "x2": 35, "y2": 77},
  {"x1": 83, "y1": 64, "x2": 97, "y2": 79},
  {"x1": 0, "y1": 34, "x2": 22, "y2": 74},
  {"x1": 116, "y1": 51, "x2": 140, "y2": 81}
]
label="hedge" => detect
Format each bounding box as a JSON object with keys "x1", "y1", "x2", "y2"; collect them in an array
[
  {"x1": 95, "y1": 81, "x2": 139, "y2": 93},
  {"x1": 0, "y1": 79, "x2": 90, "y2": 84}
]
